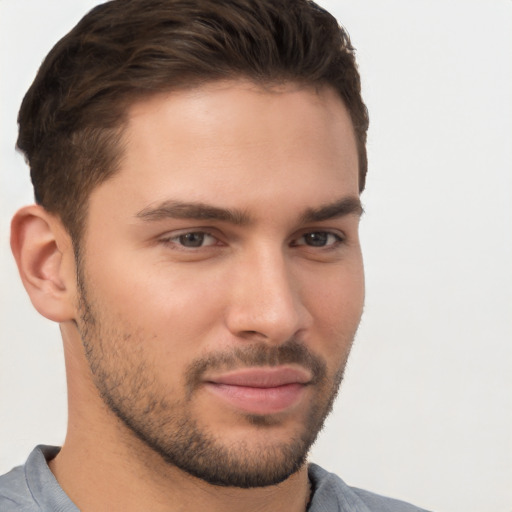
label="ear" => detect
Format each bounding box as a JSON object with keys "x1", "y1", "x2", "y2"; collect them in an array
[{"x1": 10, "y1": 205, "x2": 78, "y2": 323}]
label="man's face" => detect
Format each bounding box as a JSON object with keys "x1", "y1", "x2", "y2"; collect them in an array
[{"x1": 76, "y1": 81, "x2": 364, "y2": 487}]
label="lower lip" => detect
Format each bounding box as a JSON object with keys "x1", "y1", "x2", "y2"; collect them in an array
[{"x1": 205, "y1": 382, "x2": 306, "y2": 415}]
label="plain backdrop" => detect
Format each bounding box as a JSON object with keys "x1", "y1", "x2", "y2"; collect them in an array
[{"x1": 1, "y1": 1, "x2": 511, "y2": 511}]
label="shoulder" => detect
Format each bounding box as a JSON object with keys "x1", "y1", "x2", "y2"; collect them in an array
[
  {"x1": 348, "y1": 487, "x2": 431, "y2": 512},
  {"x1": 0, "y1": 445, "x2": 75, "y2": 512},
  {"x1": 308, "y1": 463, "x2": 432, "y2": 512},
  {"x1": 0, "y1": 464, "x2": 39, "y2": 512}
]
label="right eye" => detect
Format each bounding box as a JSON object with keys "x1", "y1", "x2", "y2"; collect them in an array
[{"x1": 160, "y1": 231, "x2": 219, "y2": 249}]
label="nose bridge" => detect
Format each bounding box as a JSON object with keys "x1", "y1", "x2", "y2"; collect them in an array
[{"x1": 226, "y1": 242, "x2": 307, "y2": 343}]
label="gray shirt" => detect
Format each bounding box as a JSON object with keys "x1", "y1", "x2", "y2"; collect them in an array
[{"x1": 0, "y1": 446, "x2": 431, "y2": 511}]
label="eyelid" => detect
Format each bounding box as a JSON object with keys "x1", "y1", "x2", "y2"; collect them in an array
[
  {"x1": 158, "y1": 229, "x2": 222, "y2": 249},
  {"x1": 155, "y1": 226, "x2": 347, "y2": 249},
  {"x1": 291, "y1": 229, "x2": 346, "y2": 248}
]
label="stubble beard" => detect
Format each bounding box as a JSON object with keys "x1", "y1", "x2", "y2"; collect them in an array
[{"x1": 76, "y1": 267, "x2": 352, "y2": 488}]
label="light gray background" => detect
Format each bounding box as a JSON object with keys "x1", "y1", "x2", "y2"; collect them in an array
[{"x1": 1, "y1": 1, "x2": 511, "y2": 511}]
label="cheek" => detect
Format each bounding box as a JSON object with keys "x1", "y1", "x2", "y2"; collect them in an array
[
  {"x1": 89, "y1": 255, "x2": 228, "y2": 347},
  {"x1": 310, "y1": 258, "x2": 364, "y2": 311},
  {"x1": 305, "y1": 261, "x2": 364, "y2": 346}
]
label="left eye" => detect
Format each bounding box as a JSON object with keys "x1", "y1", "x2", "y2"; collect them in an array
[
  {"x1": 166, "y1": 231, "x2": 218, "y2": 248},
  {"x1": 293, "y1": 232, "x2": 342, "y2": 247}
]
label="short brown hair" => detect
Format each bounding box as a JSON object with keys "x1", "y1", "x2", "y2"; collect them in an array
[{"x1": 17, "y1": 0, "x2": 369, "y2": 243}]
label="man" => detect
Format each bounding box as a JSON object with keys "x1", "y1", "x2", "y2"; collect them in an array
[{"x1": 0, "y1": 0, "x2": 430, "y2": 510}]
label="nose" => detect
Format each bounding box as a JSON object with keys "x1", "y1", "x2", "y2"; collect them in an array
[{"x1": 224, "y1": 246, "x2": 311, "y2": 344}]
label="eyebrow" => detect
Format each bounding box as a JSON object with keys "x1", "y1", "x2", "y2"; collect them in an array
[
  {"x1": 135, "y1": 196, "x2": 363, "y2": 225},
  {"x1": 299, "y1": 196, "x2": 364, "y2": 223},
  {"x1": 136, "y1": 200, "x2": 251, "y2": 225}
]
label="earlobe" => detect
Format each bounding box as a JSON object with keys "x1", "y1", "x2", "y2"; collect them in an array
[{"x1": 10, "y1": 205, "x2": 77, "y2": 323}]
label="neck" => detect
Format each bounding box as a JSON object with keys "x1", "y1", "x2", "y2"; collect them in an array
[{"x1": 49, "y1": 427, "x2": 311, "y2": 512}]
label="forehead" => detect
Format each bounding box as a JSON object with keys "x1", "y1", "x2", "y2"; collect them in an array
[
  {"x1": 88, "y1": 80, "x2": 359, "y2": 222},
  {"x1": 126, "y1": 81, "x2": 356, "y2": 153}
]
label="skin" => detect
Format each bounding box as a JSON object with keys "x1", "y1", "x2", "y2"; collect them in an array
[{"x1": 11, "y1": 80, "x2": 364, "y2": 512}]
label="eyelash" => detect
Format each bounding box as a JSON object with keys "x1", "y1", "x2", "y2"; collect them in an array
[
  {"x1": 159, "y1": 231, "x2": 220, "y2": 249},
  {"x1": 159, "y1": 230, "x2": 345, "y2": 250},
  {"x1": 292, "y1": 231, "x2": 344, "y2": 248}
]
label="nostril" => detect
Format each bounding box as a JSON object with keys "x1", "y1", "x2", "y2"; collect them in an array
[{"x1": 238, "y1": 330, "x2": 269, "y2": 341}]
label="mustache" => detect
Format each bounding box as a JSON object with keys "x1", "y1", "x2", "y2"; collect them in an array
[{"x1": 185, "y1": 339, "x2": 327, "y2": 395}]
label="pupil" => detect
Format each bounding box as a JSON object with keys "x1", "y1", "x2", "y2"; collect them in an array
[
  {"x1": 179, "y1": 232, "x2": 204, "y2": 247},
  {"x1": 306, "y1": 232, "x2": 328, "y2": 246}
]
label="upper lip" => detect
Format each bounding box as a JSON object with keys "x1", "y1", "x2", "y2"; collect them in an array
[{"x1": 205, "y1": 366, "x2": 312, "y2": 388}]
